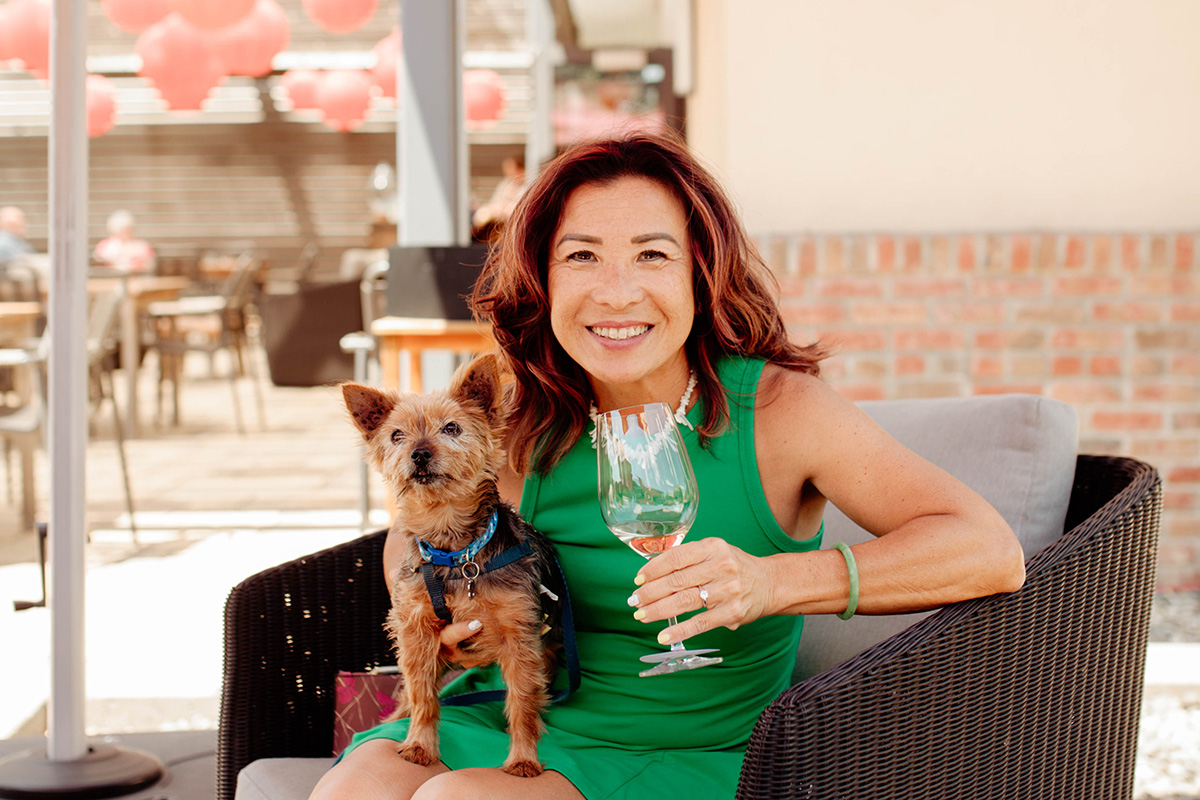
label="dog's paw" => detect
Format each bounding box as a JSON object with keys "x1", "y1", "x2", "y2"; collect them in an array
[
  {"x1": 398, "y1": 742, "x2": 438, "y2": 767},
  {"x1": 502, "y1": 759, "x2": 544, "y2": 778}
]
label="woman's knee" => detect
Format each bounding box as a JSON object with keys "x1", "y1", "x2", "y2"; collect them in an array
[
  {"x1": 410, "y1": 770, "x2": 478, "y2": 800},
  {"x1": 410, "y1": 768, "x2": 582, "y2": 800},
  {"x1": 309, "y1": 740, "x2": 445, "y2": 800}
]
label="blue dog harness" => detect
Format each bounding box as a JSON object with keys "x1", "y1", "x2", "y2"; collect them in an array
[{"x1": 411, "y1": 506, "x2": 581, "y2": 705}]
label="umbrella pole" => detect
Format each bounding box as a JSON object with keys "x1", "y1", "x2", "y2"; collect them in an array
[{"x1": 0, "y1": 2, "x2": 162, "y2": 795}]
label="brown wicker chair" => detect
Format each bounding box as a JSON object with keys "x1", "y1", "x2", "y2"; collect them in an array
[{"x1": 216, "y1": 455, "x2": 1160, "y2": 800}]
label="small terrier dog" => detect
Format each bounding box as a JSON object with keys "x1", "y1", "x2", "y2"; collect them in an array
[{"x1": 341, "y1": 354, "x2": 561, "y2": 777}]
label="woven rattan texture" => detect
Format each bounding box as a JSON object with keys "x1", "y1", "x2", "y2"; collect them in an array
[
  {"x1": 737, "y1": 456, "x2": 1162, "y2": 800},
  {"x1": 215, "y1": 456, "x2": 1161, "y2": 800},
  {"x1": 217, "y1": 529, "x2": 392, "y2": 800}
]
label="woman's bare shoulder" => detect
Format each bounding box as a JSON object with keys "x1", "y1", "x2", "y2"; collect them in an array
[
  {"x1": 753, "y1": 363, "x2": 872, "y2": 472},
  {"x1": 755, "y1": 363, "x2": 853, "y2": 421}
]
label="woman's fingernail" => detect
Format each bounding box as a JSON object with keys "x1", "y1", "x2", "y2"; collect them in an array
[
  {"x1": 634, "y1": 573, "x2": 646, "y2": 586},
  {"x1": 633, "y1": 609, "x2": 646, "y2": 621},
  {"x1": 657, "y1": 630, "x2": 671, "y2": 645},
  {"x1": 467, "y1": 619, "x2": 483, "y2": 631},
  {"x1": 626, "y1": 593, "x2": 640, "y2": 607}
]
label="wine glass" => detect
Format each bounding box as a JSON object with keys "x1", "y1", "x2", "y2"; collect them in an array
[{"x1": 596, "y1": 402, "x2": 722, "y2": 677}]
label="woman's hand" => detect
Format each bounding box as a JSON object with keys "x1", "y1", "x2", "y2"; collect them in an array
[
  {"x1": 628, "y1": 538, "x2": 779, "y2": 645},
  {"x1": 385, "y1": 566, "x2": 491, "y2": 669},
  {"x1": 437, "y1": 618, "x2": 489, "y2": 668}
]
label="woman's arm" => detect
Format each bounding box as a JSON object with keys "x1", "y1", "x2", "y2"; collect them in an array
[{"x1": 633, "y1": 367, "x2": 1026, "y2": 643}]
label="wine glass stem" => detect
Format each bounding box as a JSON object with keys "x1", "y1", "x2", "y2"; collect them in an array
[{"x1": 667, "y1": 616, "x2": 686, "y2": 652}]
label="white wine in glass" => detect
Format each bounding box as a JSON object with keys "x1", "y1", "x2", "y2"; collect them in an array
[{"x1": 596, "y1": 402, "x2": 722, "y2": 677}]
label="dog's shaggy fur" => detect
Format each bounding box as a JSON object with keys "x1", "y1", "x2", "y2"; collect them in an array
[{"x1": 342, "y1": 354, "x2": 560, "y2": 777}]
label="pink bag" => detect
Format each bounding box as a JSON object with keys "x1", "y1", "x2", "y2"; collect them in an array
[{"x1": 332, "y1": 669, "x2": 404, "y2": 754}]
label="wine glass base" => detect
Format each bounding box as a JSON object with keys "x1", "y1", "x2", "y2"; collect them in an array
[
  {"x1": 639, "y1": 648, "x2": 719, "y2": 664},
  {"x1": 639, "y1": 654, "x2": 723, "y2": 677}
]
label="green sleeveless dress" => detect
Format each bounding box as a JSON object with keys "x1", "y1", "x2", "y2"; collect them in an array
[{"x1": 342, "y1": 356, "x2": 823, "y2": 799}]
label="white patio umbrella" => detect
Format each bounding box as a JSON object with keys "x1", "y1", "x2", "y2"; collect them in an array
[{"x1": 0, "y1": 2, "x2": 162, "y2": 796}]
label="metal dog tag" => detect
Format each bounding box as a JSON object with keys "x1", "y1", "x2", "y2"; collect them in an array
[{"x1": 461, "y1": 560, "x2": 481, "y2": 598}]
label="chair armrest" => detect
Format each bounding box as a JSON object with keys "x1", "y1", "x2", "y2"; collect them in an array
[
  {"x1": 217, "y1": 529, "x2": 393, "y2": 800},
  {"x1": 737, "y1": 455, "x2": 1161, "y2": 800}
]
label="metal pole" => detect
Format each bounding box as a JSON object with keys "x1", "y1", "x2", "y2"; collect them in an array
[
  {"x1": 398, "y1": 0, "x2": 466, "y2": 247},
  {"x1": 46, "y1": 0, "x2": 90, "y2": 763},
  {"x1": 526, "y1": 0, "x2": 557, "y2": 178}
]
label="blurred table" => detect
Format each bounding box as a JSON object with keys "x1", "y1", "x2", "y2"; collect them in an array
[
  {"x1": 370, "y1": 316, "x2": 493, "y2": 393},
  {"x1": 88, "y1": 275, "x2": 190, "y2": 437},
  {"x1": 0, "y1": 302, "x2": 41, "y2": 344}
]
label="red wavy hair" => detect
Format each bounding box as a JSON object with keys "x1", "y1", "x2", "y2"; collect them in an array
[{"x1": 472, "y1": 133, "x2": 826, "y2": 475}]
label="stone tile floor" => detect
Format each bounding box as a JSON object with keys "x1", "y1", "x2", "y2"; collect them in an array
[{"x1": 0, "y1": 348, "x2": 1196, "y2": 798}]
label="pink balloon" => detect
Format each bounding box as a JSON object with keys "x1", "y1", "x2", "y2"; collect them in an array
[
  {"x1": 280, "y1": 69, "x2": 322, "y2": 110},
  {"x1": 463, "y1": 69, "x2": 506, "y2": 124},
  {"x1": 100, "y1": 0, "x2": 171, "y2": 34},
  {"x1": 210, "y1": 0, "x2": 290, "y2": 78},
  {"x1": 0, "y1": 6, "x2": 16, "y2": 62},
  {"x1": 87, "y1": 74, "x2": 118, "y2": 137},
  {"x1": 370, "y1": 27, "x2": 401, "y2": 99},
  {"x1": 137, "y1": 14, "x2": 226, "y2": 110},
  {"x1": 314, "y1": 69, "x2": 373, "y2": 132},
  {"x1": 168, "y1": 0, "x2": 254, "y2": 30},
  {"x1": 302, "y1": 0, "x2": 377, "y2": 35},
  {"x1": 6, "y1": 0, "x2": 50, "y2": 76}
]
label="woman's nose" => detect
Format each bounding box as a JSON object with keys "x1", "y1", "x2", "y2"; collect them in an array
[{"x1": 591, "y1": 262, "x2": 644, "y2": 309}]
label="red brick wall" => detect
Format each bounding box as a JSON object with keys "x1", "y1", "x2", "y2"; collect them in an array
[{"x1": 757, "y1": 231, "x2": 1200, "y2": 589}]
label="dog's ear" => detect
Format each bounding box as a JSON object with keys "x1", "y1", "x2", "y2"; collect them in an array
[
  {"x1": 449, "y1": 353, "x2": 502, "y2": 422},
  {"x1": 342, "y1": 383, "x2": 397, "y2": 438}
]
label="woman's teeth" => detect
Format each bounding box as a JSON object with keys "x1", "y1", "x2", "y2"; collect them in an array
[{"x1": 591, "y1": 325, "x2": 650, "y2": 341}]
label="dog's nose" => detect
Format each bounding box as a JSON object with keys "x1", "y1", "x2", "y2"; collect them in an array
[{"x1": 411, "y1": 448, "x2": 432, "y2": 465}]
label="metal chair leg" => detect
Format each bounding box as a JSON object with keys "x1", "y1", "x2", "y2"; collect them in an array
[
  {"x1": 244, "y1": 336, "x2": 267, "y2": 432},
  {"x1": 104, "y1": 370, "x2": 138, "y2": 545}
]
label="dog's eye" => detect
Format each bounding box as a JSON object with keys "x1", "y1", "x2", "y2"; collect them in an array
[
  {"x1": 442, "y1": 422, "x2": 462, "y2": 437},
  {"x1": 390, "y1": 429, "x2": 405, "y2": 444}
]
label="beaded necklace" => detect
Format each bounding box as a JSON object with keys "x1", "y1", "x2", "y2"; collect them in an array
[{"x1": 588, "y1": 370, "x2": 697, "y2": 448}]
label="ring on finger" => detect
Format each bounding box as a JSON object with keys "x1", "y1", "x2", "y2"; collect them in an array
[{"x1": 699, "y1": 587, "x2": 710, "y2": 609}]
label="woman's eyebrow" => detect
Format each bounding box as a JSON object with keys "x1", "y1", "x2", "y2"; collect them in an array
[
  {"x1": 557, "y1": 233, "x2": 601, "y2": 246},
  {"x1": 631, "y1": 232, "x2": 680, "y2": 246}
]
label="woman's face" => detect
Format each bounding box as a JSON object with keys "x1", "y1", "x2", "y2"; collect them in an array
[{"x1": 547, "y1": 175, "x2": 695, "y2": 408}]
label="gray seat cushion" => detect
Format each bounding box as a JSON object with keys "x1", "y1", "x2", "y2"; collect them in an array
[
  {"x1": 794, "y1": 393, "x2": 1079, "y2": 680},
  {"x1": 237, "y1": 757, "x2": 336, "y2": 800}
]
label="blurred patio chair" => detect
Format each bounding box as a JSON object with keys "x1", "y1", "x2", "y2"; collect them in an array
[
  {"x1": 0, "y1": 336, "x2": 47, "y2": 531},
  {"x1": 338, "y1": 258, "x2": 389, "y2": 529},
  {"x1": 0, "y1": 256, "x2": 45, "y2": 303},
  {"x1": 88, "y1": 288, "x2": 138, "y2": 541},
  {"x1": 146, "y1": 251, "x2": 267, "y2": 433},
  {"x1": 295, "y1": 241, "x2": 322, "y2": 286},
  {"x1": 214, "y1": 395, "x2": 1163, "y2": 800},
  {"x1": 0, "y1": 293, "x2": 138, "y2": 537}
]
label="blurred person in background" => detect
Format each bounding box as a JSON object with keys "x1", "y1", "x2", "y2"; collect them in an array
[
  {"x1": 0, "y1": 206, "x2": 35, "y2": 273},
  {"x1": 94, "y1": 209, "x2": 156, "y2": 273},
  {"x1": 472, "y1": 152, "x2": 527, "y2": 242}
]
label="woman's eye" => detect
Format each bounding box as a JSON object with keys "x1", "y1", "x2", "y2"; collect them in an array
[
  {"x1": 638, "y1": 249, "x2": 668, "y2": 261},
  {"x1": 442, "y1": 422, "x2": 462, "y2": 437},
  {"x1": 564, "y1": 250, "x2": 595, "y2": 263},
  {"x1": 390, "y1": 429, "x2": 405, "y2": 444}
]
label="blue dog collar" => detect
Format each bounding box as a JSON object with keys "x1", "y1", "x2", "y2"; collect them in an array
[{"x1": 418, "y1": 508, "x2": 499, "y2": 567}]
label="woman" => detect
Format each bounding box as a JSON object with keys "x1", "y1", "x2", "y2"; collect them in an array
[
  {"x1": 94, "y1": 210, "x2": 156, "y2": 273},
  {"x1": 312, "y1": 134, "x2": 1025, "y2": 800}
]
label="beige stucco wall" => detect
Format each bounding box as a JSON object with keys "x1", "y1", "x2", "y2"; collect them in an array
[{"x1": 687, "y1": 0, "x2": 1200, "y2": 233}]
